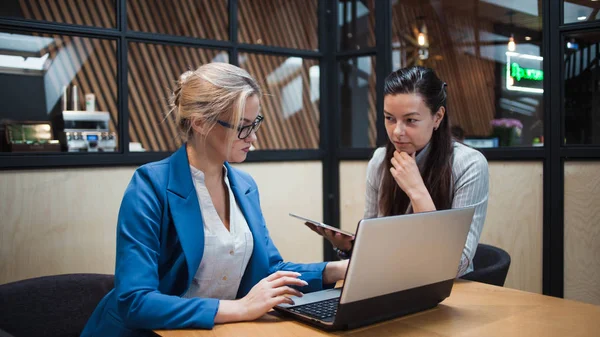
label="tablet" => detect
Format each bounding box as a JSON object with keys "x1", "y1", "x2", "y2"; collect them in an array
[{"x1": 289, "y1": 213, "x2": 355, "y2": 237}]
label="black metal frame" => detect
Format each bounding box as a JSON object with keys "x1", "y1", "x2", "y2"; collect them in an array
[
  {"x1": 2, "y1": 0, "x2": 600, "y2": 299},
  {"x1": 544, "y1": 0, "x2": 561, "y2": 298},
  {"x1": 543, "y1": 0, "x2": 600, "y2": 298}
]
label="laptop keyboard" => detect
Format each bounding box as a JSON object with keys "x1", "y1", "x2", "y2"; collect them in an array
[{"x1": 288, "y1": 297, "x2": 340, "y2": 320}]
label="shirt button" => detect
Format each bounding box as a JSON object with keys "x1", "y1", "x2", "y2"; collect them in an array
[
  {"x1": 229, "y1": 250, "x2": 234, "y2": 255},
  {"x1": 222, "y1": 276, "x2": 227, "y2": 281}
]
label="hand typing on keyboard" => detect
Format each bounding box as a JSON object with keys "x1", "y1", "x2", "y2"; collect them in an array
[{"x1": 216, "y1": 271, "x2": 308, "y2": 322}]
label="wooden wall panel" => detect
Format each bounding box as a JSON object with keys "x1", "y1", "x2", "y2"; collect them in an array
[{"x1": 564, "y1": 162, "x2": 600, "y2": 305}]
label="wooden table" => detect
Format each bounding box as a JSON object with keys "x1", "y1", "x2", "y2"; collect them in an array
[{"x1": 154, "y1": 280, "x2": 600, "y2": 337}]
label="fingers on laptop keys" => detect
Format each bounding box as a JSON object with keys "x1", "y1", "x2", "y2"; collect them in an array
[
  {"x1": 267, "y1": 271, "x2": 307, "y2": 303},
  {"x1": 241, "y1": 271, "x2": 307, "y2": 320}
]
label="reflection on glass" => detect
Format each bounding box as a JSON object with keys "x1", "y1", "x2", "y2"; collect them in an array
[
  {"x1": 0, "y1": 31, "x2": 118, "y2": 153},
  {"x1": 0, "y1": 0, "x2": 116, "y2": 28},
  {"x1": 338, "y1": 0, "x2": 376, "y2": 51},
  {"x1": 391, "y1": 0, "x2": 544, "y2": 147},
  {"x1": 127, "y1": 0, "x2": 228, "y2": 40},
  {"x1": 238, "y1": 53, "x2": 319, "y2": 149},
  {"x1": 564, "y1": 32, "x2": 600, "y2": 145},
  {"x1": 239, "y1": 0, "x2": 318, "y2": 50},
  {"x1": 339, "y1": 56, "x2": 376, "y2": 148},
  {"x1": 128, "y1": 43, "x2": 227, "y2": 152},
  {"x1": 564, "y1": 1, "x2": 600, "y2": 24}
]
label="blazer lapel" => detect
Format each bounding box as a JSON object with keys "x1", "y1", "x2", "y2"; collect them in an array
[
  {"x1": 226, "y1": 163, "x2": 269, "y2": 297},
  {"x1": 166, "y1": 145, "x2": 205, "y2": 291}
]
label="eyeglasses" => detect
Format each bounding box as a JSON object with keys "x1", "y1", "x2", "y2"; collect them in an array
[{"x1": 217, "y1": 115, "x2": 264, "y2": 140}]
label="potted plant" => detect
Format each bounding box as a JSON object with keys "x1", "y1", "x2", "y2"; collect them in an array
[{"x1": 490, "y1": 118, "x2": 523, "y2": 147}]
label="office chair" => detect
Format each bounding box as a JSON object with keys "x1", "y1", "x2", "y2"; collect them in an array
[
  {"x1": 461, "y1": 244, "x2": 511, "y2": 287},
  {"x1": 0, "y1": 273, "x2": 113, "y2": 337}
]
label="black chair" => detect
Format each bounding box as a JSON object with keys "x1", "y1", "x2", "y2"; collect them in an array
[
  {"x1": 0, "y1": 273, "x2": 114, "y2": 337},
  {"x1": 461, "y1": 244, "x2": 511, "y2": 287}
]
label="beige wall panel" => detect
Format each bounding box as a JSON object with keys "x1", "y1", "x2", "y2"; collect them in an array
[
  {"x1": 0, "y1": 168, "x2": 135, "y2": 284},
  {"x1": 234, "y1": 161, "x2": 323, "y2": 263},
  {"x1": 482, "y1": 162, "x2": 543, "y2": 293},
  {"x1": 339, "y1": 161, "x2": 369, "y2": 234},
  {"x1": 339, "y1": 160, "x2": 544, "y2": 293},
  {"x1": 0, "y1": 162, "x2": 322, "y2": 285},
  {"x1": 564, "y1": 162, "x2": 600, "y2": 305}
]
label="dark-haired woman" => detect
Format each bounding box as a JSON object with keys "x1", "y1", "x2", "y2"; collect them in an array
[{"x1": 314, "y1": 66, "x2": 489, "y2": 276}]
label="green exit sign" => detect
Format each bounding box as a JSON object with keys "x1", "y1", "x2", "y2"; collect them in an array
[
  {"x1": 511, "y1": 62, "x2": 543, "y2": 81},
  {"x1": 506, "y1": 52, "x2": 544, "y2": 93}
]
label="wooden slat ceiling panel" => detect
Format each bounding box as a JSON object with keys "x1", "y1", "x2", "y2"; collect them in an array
[
  {"x1": 368, "y1": 56, "x2": 376, "y2": 147},
  {"x1": 126, "y1": 0, "x2": 227, "y2": 40},
  {"x1": 239, "y1": 0, "x2": 318, "y2": 50},
  {"x1": 391, "y1": 2, "x2": 496, "y2": 137},
  {"x1": 240, "y1": 53, "x2": 320, "y2": 150},
  {"x1": 18, "y1": 0, "x2": 115, "y2": 27}
]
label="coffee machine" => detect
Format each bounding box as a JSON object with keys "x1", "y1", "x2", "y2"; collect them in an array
[
  {"x1": 56, "y1": 110, "x2": 117, "y2": 152},
  {"x1": 51, "y1": 85, "x2": 117, "y2": 152}
]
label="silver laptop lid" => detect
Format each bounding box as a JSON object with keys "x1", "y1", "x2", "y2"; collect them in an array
[{"x1": 340, "y1": 207, "x2": 475, "y2": 304}]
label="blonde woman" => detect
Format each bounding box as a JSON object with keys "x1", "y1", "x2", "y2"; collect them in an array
[{"x1": 82, "y1": 63, "x2": 348, "y2": 336}]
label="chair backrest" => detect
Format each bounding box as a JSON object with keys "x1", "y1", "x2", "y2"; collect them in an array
[
  {"x1": 0, "y1": 273, "x2": 114, "y2": 337},
  {"x1": 460, "y1": 244, "x2": 511, "y2": 286}
]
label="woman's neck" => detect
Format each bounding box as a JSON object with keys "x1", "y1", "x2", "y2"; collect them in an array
[{"x1": 186, "y1": 141, "x2": 225, "y2": 183}]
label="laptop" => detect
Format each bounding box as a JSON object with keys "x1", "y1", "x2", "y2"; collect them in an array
[{"x1": 274, "y1": 206, "x2": 475, "y2": 331}]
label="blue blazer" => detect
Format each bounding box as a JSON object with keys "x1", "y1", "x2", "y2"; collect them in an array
[{"x1": 81, "y1": 146, "x2": 330, "y2": 337}]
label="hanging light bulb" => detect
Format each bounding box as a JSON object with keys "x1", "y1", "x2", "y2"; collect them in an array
[
  {"x1": 418, "y1": 32, "x2": 426, "y2": 46},
  {"x1": 508, "y1": 34, "x2": 516, "y2": 52}
]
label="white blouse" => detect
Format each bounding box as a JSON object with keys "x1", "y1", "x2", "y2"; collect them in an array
[{"x1": 183, "y1": 165, "x2": 254, "y2": 300}]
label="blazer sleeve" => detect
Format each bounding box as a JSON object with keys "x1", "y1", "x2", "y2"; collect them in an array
[
  {"x1": 115, "y1": 166, "x2": 219, "y2": 330},
  {"x1": 451, "y1": 150, "x2": 489, "y2": 277},
  {"x1": 247, "y1": 178, "x2": 333, "y2": 293}
]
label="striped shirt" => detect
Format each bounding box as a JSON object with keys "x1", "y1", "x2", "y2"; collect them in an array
[{"x1": 364, "y1": 141, "x2": 489, "y2": 276}]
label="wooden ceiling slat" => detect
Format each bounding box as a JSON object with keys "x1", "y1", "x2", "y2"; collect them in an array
[
  {"x1": 127, "y1": 43, "x2": 159, "y2": 150},
  {"x1": 245, "y1": 54, "x2": 287, "y2": 149}
]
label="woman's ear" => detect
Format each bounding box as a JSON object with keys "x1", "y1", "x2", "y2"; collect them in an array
[
  {"x1": 434, "y1": 106, "x2": 446, "y2": 129},
  {"x1": 190, "y1": 117, "x2": 206, "y2": 136}
]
